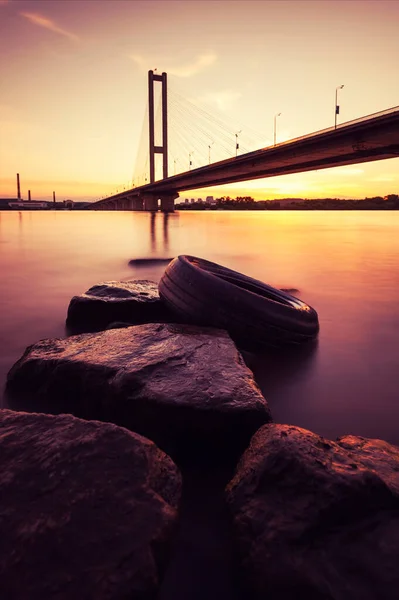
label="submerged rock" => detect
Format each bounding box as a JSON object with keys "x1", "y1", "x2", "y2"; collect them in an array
[
  {"x1": 226, "y1": 424, "x2": 399, "y2": 600},
  {"x1": 6, "y1": 323, "x2": 271, "y2": 461},
  {"x1": 66, "y1": 279, "x2": 174, "y2": 334},
  {"x1": 128, "y1": 258, "x2": 173, "y2": 267},
  {"x1": 0, "y1": 409, "x2": 181, "y2": 600}
]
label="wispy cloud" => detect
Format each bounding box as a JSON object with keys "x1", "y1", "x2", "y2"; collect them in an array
[
  {"x1": 20, "y1": 12, "x2": 78, "y2": 42},
  {"x1": 169, "y1": 54, "x2": 217, "y2": 77},
  {"x1": 130, "y1": 54, "x2": 150, "y2": 71},
  {"x1": 197, "y1": 90, "x2": 242, "y2": 111},
  {"x1": 130, "y1": 53, "x2": 217, "y2": 78}
]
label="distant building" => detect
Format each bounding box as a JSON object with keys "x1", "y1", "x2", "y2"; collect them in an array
[
  {"x1": 7, "y1": 201, "x2": 49, "y2": 210},
  {"x1": 185, "y1": 198, "x2": 189, "y2": 204},
  {"x1": 206, "y1": 195, "x2": 216, "y2": 205},
  {"x1": 190, "y1": 198, "x2": 195, "y2": 204},
  {"x1": 197, "y1": 198, "x2": 203, "y2": 203}
]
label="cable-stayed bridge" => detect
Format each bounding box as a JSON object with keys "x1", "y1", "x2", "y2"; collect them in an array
[{"x1": 90, "y1": 71, "x2": 399, "y2": 212}]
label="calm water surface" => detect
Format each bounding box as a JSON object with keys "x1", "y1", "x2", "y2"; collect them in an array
[{"x1": 1, "y1": 210, "x2": 398, "y2": 444}]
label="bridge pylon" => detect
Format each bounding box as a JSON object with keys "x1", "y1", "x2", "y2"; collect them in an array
[{"x1": 148, "y1": 70, "x2": 168, "y2": 183}]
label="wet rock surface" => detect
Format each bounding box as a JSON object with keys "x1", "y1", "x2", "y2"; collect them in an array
[
  {"x1": 226, "y1": 424, "x2": 399, "y2": 600},
  {"x1": 66, "y1": 280, "x2": 174, "y2": 334},
  {"x1": 6, "y1": 323, "x2": 271, "y2": 461},
  {"x1": 0, "y1": 409, "x2": 181, "y2": 600}
]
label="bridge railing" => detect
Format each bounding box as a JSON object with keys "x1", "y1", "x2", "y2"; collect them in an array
[
  {"x1": 267, "y1": 104, "x2": 399, "y2": 152},
  {"x1": 163, "y1": 103, "x2": 399, "y2": 173}
]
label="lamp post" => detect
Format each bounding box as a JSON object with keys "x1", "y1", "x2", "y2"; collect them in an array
[
  {"x1": 274, "y1": 113, "x2": 281, "y2": 146},
  {"x1": 189, "y1": 152, "x2": 193, "y2": 170},
  {"x1": 174, "y1": 158, "x2": 179, "y2": 175},
  {"x1": 335, "y1": 85, "x2": 344, "y2": 129},
  {"x1": 235, "y1": 131, "x2": 241, "y2": 157}
]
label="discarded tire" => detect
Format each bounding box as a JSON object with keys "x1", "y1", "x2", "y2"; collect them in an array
[{"x1": 158, "y1": 255, "x2": 319, "y2": 351}]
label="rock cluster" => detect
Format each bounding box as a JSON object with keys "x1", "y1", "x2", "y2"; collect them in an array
[{"x1": 4, "y1": 275, "x2": 399, "y2": 599}]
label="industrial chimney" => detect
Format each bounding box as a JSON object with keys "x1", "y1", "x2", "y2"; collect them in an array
[{"x1": 17, "y1": 173, "x2": 21, "y2": 200}]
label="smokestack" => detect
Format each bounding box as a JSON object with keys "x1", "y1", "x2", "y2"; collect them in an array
[
  {"x1": 28, "y1": 190, "x2": 31, "y2": 201},
  {"x1": 17, "y1": 173, "x2": 21, "y2": 200},
  {"x1": 53, "y1": 191, "x2": 56, "y2": 204}
]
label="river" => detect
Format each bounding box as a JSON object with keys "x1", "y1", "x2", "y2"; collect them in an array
[{"x1": 1, "y1": 209, "x2": 398, "y2": 445}]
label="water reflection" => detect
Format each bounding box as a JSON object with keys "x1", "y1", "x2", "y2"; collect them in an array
[
  {"x1": 244, "y1": 340, "x2": 319, "y2": 398},
  {"x1": 147, "y1": 211, "x2": 176, "y2": 256},
  {"x1": 163, "y1": 212, "x2": 169, "y2": 251},
  {"x1": 18, "y1": 212, "x2": 23, "y2": 242},
  {"x1": 150, "y1": 212, "x2": 156, "y2": 253}
]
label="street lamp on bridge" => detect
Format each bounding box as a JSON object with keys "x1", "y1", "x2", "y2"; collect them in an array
[
  {"x1": 235, "y1": 131, "x2": 242, "y2": 157},
  {"x1": 189, "y1": 152, "x2": 194, "y2": 170},
  {"x1": 335, "y1": 85, "x2": 344, "y2": 129},
  {"x1": 274, "y1": 113, "x2": 281, "y2": 146},
  {"x1": 174, "y1": 158, "x2": 179, "y2": 175}
]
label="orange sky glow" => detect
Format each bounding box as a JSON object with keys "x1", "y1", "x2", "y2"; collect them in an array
[{"x1": 1, "y1": 0, "x2": 398, "y2": 202}]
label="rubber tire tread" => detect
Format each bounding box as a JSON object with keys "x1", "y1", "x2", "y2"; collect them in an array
[
  {"x1": 160, "y1": 272, "x2": 309, "y2": 350},
  {"x1": 159, "y1": 256, "x2": 319, "y2": 349},
  {"x1": 161, "y1": 255, "x2": 318, "y2": 333}
]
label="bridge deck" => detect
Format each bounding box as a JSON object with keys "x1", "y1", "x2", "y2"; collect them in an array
[{"x1": 91, "y1": 106, "x2": 399, "y2": 208}]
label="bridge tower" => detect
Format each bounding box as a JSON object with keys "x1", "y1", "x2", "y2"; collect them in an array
[
  {"x1": 148, "y1": 70, "x2": 168, "y2": 183},
  {"x1": 146, "y1": 70, "x2": 177, "y2": 211}
]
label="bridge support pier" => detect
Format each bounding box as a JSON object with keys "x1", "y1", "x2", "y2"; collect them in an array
[
  {"x1": 129, "y1": 195, "x2": 144, "y2": 210},
  {"x1": 141, "y1": 194, "x2": 158, "y2": 211},
  {"x1": 104, "y1": 200, "x2": 116, "y2": 210},
  {"x1": 160, "y1": 193, "x2": 178, "y2": 212},
  {"x1": 140, "y1": 192, "x2": 178, "y2": 212}
]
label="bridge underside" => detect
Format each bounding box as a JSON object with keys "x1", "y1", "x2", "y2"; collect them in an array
[{"x1": 90, "y1": 108, "x2": 399, "y2": 210}]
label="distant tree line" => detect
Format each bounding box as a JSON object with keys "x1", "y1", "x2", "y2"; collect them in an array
[
  {"x1": 176, "y1": 194, "x2": 399, "y2": 210},
  {"x1": 270, "y1": 195, "x2": 399, "y2": 211}
]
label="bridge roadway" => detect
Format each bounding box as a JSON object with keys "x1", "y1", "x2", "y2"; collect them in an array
[{"x1": 90, "y1": 106, "x2": 399, "y2": 211}]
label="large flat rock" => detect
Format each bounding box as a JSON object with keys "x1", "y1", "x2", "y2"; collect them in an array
[
  {"x1": 226, "y1": 424, "x2": 399, "y2": 600},
  {"x1": 66, "y1": 280, "x2": 174, "y2": 334},
  {"x1": 6, "y1": 324, "x2": 271, "y2": 460},
  {"x1": 0, "y1": 409, "x2": 181, "y2": 600}
]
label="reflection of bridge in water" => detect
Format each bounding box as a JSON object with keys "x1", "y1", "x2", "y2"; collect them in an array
[
  {"x1": 90, "y1": 71, "x2": 399, "y2": 213},
  {"x1": 149, "y1": 212, "x2": 172, "y2": 253}
]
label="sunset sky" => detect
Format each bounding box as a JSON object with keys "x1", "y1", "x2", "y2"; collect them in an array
[{"x1": 1, "y1": 0, "x2": 398, "y2": 202}]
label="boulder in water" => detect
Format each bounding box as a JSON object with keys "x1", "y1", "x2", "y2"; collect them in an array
[
  {"x1": 0, "y1": 409, "x2": 181, "y2": 600},
  {"x1": 6, "y1": 323, "x2": 271, "y2": 461},
  {"x1": 66, "y1": 279, "x2": 174, "y2": 334},
  {"x1": 128, "y1": 257, "x2": 173, "y2": 267},
  {"x1": 226, "y1": 423, "x2": 399, "y2": 600}
]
